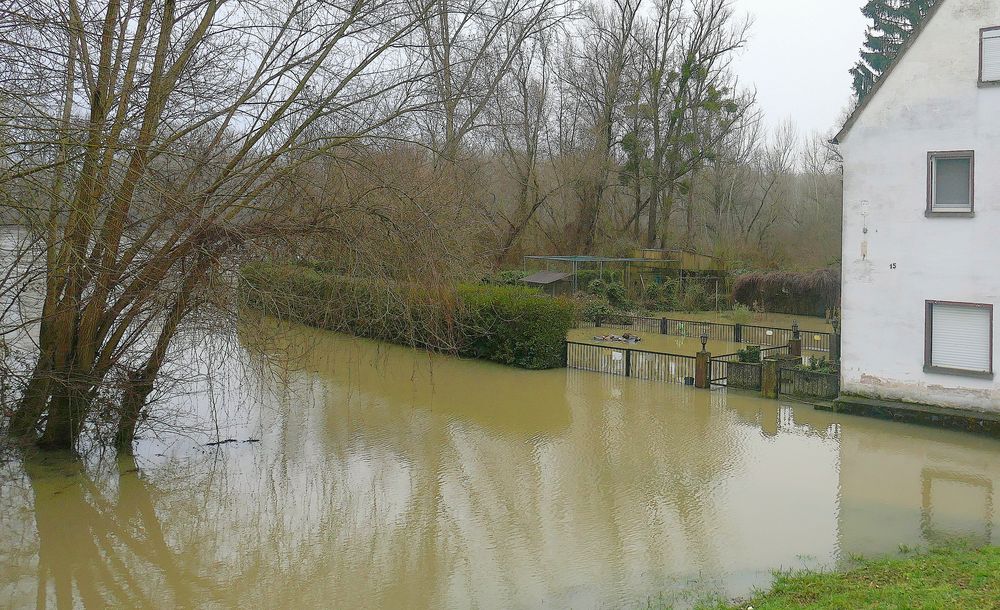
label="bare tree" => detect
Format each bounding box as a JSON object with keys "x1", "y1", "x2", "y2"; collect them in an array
[
  {"x1": 415, "y1": 0, "x2": 570, "y2": 162},
  {"x1": 0, "y1": 0, "x2": 442, "y2": 451},
  {"x1": 560, "y1": 0, "x2": 642, "y2": 252}
]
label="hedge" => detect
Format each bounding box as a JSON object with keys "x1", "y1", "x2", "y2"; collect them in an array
[
  {"x1": 241, "y1": 262, "x2": 575, "y2": 369},
  {"x1": 457, "y1": 284, "x2": 575, "y2": 369},
  {"x1": 731, "y1": 268, "x2": 840, "y2": 317}
]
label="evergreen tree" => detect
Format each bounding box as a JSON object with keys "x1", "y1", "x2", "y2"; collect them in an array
[{"x1": 851, "y1": 0, "x2": 938, "y2": 100}]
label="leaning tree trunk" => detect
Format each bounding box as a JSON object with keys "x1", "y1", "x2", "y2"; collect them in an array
[{"x1": 115, "y1": 259, "x2": 203, "y2": 453}]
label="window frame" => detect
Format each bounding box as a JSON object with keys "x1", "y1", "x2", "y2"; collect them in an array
[
  {"x1": 926, "y1": 151, "x2": 975, "y2": 217},
  {"x1": 924, "y1": 300, "x2": 994, "y2": 379},
  {"x1": 979, "y1": 26, "x2": 1000, "y2": 87}
]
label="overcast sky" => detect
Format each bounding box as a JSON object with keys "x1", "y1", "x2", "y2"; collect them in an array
[{"x1": 730, "y1": 0, "x2": 868, "y2": 137}]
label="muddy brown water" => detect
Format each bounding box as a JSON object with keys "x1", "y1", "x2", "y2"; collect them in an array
[{"x1": 2, "y1": 318, "x2": 999, "y2": 609}]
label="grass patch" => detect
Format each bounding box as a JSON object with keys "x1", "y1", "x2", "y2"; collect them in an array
[{"x1": 707, "y1": 546, "x2": 1000, "y2": 610}]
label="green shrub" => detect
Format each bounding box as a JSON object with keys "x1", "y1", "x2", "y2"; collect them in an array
[
  {"x1": 658, "y1": 278, "x2": 680, "y2": 310},
  {"x1": 575, "y1": 270, "x2": 601, "y2": 291},
  {"x1": 457, "y1": 284, "x2": 575, "y2": 369},
  {"x1": 679, "y1": 282, "x2": 708, "y2": 311},
  {"x1": 802, "y1": 356, "x2": 837, "y2": 374},
  {"x1": 729, "y1": 303, "x2": 753, "y2": 325},
  {"x1": 484, "y1": 269, "x2": 529, "y2": 286},
  {"x1": 587, "y1": 278, "x2": 607, "y2": 296},
  {"x1": 242, "y1": 262, "x2": 575, "y2": 370},
  {"x1": 241, "y1": 262, "x2": 451, "y2": 348},
  {"x1": 737, "y1": 345, "x2": 761, "y2": 363},
  {"x1": 604, "y1": 281, "x2": 629, "y2": 309},
  {"x1": 642, "y1": 283, "x2": 662, "y2": 304},
  {"x1": 578, "y1": 295, "x2": 616, "y2": 324}
]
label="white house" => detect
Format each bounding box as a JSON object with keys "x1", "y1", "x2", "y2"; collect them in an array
[{"x1": 834, "y1": 0, "x2": 1000, "y2": 413}]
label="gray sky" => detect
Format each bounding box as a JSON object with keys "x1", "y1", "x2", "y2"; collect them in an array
[{"x1": 731, "y1": 0, "x2": 867, "y2": 136}]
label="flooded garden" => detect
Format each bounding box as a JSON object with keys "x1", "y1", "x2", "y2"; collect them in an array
[{"x1": 3, "y1": 317, "x2": 998, "y2": 608}]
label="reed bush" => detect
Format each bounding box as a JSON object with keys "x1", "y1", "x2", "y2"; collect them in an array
[{"x1": 731, "y1": 268, "x2": 840, "y2": 316}]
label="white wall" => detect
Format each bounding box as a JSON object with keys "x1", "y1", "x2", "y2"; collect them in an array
[{"x1": 840, "y1": 0, "x2": 1000, "y2": 412}]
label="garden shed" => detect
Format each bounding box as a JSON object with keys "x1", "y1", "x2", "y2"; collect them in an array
[{"x1": 520, "y1": 271, "x2": 574, "y2": 297}]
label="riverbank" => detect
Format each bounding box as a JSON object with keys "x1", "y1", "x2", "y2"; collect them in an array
[{"x1": 703, "y1": 546, "x2": 1000, "y2": 609}]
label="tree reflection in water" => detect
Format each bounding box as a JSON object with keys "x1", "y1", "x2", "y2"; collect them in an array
[
  {"x1": 0, "y1": 318, "x2": 998, "y2": 608},
  {"x1": 21, "y1": 456, "x2": 219, "y2": 608}
]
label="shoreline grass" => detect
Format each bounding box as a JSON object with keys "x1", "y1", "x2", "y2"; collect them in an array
[{"x1": 701, "y1": 546, "x2": 1000, "y2": 610}]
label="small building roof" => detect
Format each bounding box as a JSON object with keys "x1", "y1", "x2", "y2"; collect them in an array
[{"x1": 521, "y1": 271, "x2": 573, "y2": 285}]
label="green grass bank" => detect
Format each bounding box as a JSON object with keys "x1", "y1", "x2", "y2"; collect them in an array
[
  {"x1": 241, "y1": 262, "x2": 576, "y2": 369},
  {"x1": 697, "y1": 546, "x2": 1000, "y2": 610}
]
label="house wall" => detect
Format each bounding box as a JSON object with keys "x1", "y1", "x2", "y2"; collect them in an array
[{"x1": 840, "y1": 0, "x2": 1000, "y2": 412}]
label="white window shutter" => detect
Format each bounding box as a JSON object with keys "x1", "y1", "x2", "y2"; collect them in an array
[
  {"x1": 983, "y1": 29, "x2": 1000, "y2": 83},
  {"x1": 931, "y1": 304, "x2": 991, "y2": 373}
]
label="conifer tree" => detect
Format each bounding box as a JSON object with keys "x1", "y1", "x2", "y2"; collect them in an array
[{"x1": 851, "y1": 0, "x2": 938, "y2": 100}]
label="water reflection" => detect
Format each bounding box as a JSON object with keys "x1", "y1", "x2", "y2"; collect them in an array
[{"x1": 1, "y1": 318, "x2": 999, "y2": 608}]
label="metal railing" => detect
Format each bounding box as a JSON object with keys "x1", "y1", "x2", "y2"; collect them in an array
[
  {"x1": 709, "y1": 345, "x2": 789, "y2": 386},
  {"x1": 578, "y1": 314, "x2": 832, "y2": 352},
  {"x1": 566, "y1": 341, "x2": 696, "y2": 384},
  {"x1": 710, "y1": 351, "x2": 741, "y2": 385}
]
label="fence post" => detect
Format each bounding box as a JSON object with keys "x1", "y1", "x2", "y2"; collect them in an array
[
  {"x1": 761, "y1": 358, "x2": 779, "y2": 399},
  {"x1": 734, "y1": 323, "x2": 742, "y2": 343},
  {"x1": 660, "y1": 317, "x2": 668, "y2": 335},
  {"x1": 695, "y1": 350, "x2": 711, "y2": 388},
  {"x1": 830, "y1": 317, "x2": 841, "y2": 363},
  {"x1": 595, "y1": 315, "x2": 604, "y2": 328},
  {"x1": 625, "y1": 349, "x2": 632, "y2": 378},
  {"x1": 788, "y1": 321, "x2": 802, "y2": 357}
]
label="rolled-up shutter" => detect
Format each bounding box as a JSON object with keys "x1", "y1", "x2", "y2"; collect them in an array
[
  {"x1": 983, "y1": 29, "x2": 1000, "y2": 83},
  {"x1": 930, "y1": 303, "x2": 991, "y2": 373}
]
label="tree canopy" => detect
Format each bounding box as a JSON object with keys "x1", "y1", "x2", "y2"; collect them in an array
[{"x1": 850, "y1": 0, "x2": 938, "y2": 100}]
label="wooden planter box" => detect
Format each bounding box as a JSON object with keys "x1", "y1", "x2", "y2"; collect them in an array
[
  {"x1": 781, "y1": 368, "x2": 840, "y2": 399},
  {"x1": 728, "y1": 361, "x2": 762, "y2": 390}
]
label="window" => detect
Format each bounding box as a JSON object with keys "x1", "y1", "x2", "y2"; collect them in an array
[
  {"x1": 927, "y1": 151, "x2": 974, "y2": 215},
  {"x1": 925, "y1": 301, "x2": 993, "y2": 378},
  {"x1": 981, "y1": 27, "x2": 1000, "y2": 85}
]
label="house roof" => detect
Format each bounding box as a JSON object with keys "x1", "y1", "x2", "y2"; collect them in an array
[
  {"x1": 521, "y1": 271, "x2": 572, "y2": 285},
  {"x1": 833, "y1": 0, "x2": 949, "y2": 144}
]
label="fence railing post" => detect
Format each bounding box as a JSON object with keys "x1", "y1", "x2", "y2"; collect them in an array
[
  {"x1": 695, "y1": 350, "x2": 711, "y2": 389},
  {"x1": 660, "y1": 317, "x2": 668, "y2": 335},
  {"x1": 788, "y1": 321, "x2": 802, "y2": 357},
  {"x1": 625, "y1": 349, "x2": 632, "y2": 377},
  {"x1": 762, "y1": 358, "x2": 779, "y2": 399},
  {"x1": 734, "y1": 323, "x2": 742, "y2": 343}
]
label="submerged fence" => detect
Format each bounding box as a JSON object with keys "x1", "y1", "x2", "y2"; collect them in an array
[
  {"x1": 565, "y1": 341, "x2": 696, "y2": 384},
  {"x1": 710, "y1": 344, "x2": 790, "y2": 387},
  {"x1": 578, "y1": 314, "x2": 832, "y2": 352},
  {"x1": 568, "y1": 313, "x2": 823, "y2": 389}
]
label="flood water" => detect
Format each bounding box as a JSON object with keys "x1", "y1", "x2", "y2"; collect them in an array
[{"x1": 2, "y1": 317, "x2": 1000, "y2": 609}]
